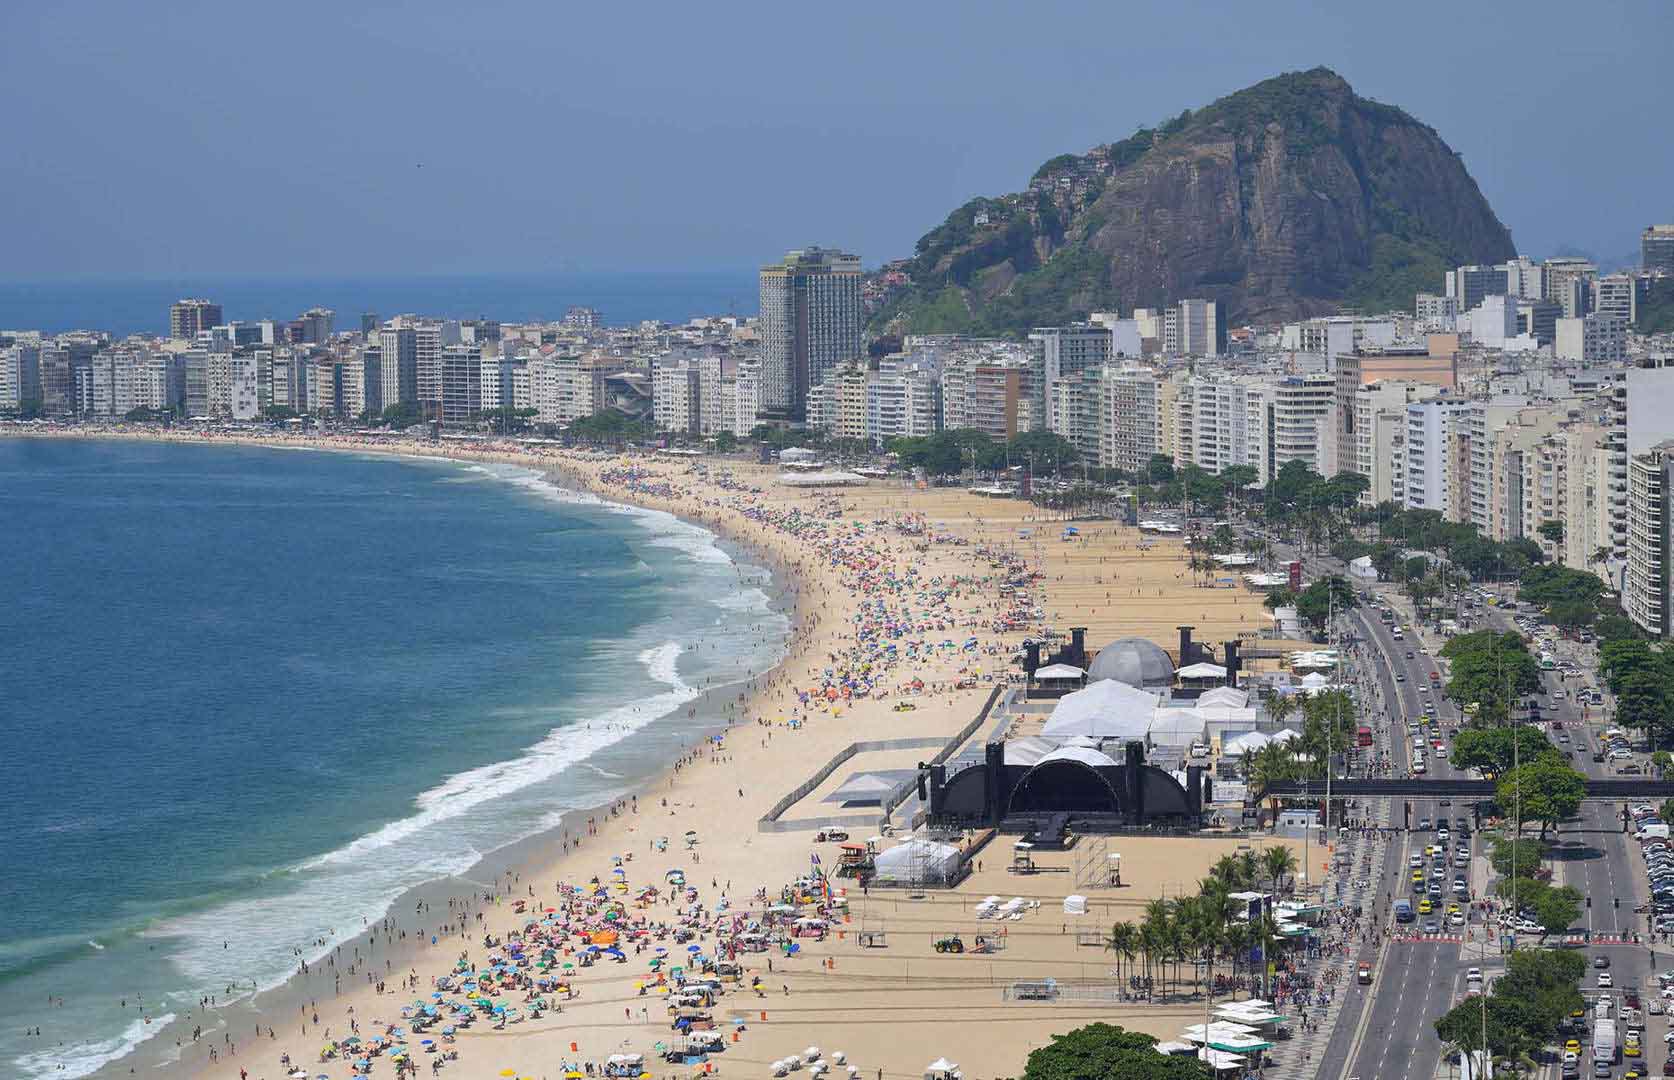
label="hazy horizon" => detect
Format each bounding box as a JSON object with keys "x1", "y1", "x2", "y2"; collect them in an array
[{"x1": 3, "y1": 1, "x2": 1670, "y2": 280}]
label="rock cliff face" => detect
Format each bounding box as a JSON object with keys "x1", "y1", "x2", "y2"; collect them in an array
[{"x1": 872, "y1": 68, "x2": 1516, "y2": 334}]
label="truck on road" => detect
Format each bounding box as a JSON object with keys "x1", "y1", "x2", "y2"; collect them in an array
[{"x1": 1593, "y1": 1017, "x2": 1616, "y2": 1063}]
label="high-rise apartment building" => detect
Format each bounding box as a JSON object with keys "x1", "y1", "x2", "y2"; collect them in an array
[
  {"x1": 1403, "y1": 399, "x2": 1471, "y2": 514},
  {"x1": 1446, "y1": 265, "x2": 1507, "y2": 313},
  {"x1": 1626, "y1": 441, "x2": 1674, "y2": 637},
  {"x1": 1162, "y1": 299, "x2": 1222, "y2": 356},
  {"x1": 0, "y1": 343, "x2": 41, "y2": 411},
  {"x1": 1643, "y1": 226, "x2": 1674, "y2": 274},
  {"x1": 1544, "y1": 257, "x2": 1597, "y2": 319},
  {"x1": 1594, "y1": 274, "x2": 1640, "y2": 325},
  {"x1": 1032, "y1": 324, "x2": 1110, "y2": 432},
  {"x1": 378, "y1": 326, "x2": 418, "y2": 410},
  {"x1": 941, "y1": 357, "x2": 1039, "y2": 440},
  {"x1": 1272, "y1": 374, "x2": 1339, "y2": 478},
  {"x1": 757, "y1": 247, "x2": 862, "y2": 423},
  {"x1": 440, "y1": 344, "x2": 482, "y2": 426},
  {"x1": 1175, "y1": 376, "x2": 1269, "y2": 481},
  {"x1": 1501, "y1": 256, "x2": 1545, "y2": 300},
  {"x1": 1352, "y1": 381, "x2": 1436, "y2": 507},
  {"x1": 1101, "y1": 367, "x2": 1165, "y2": 475},
  {"x1": 170, "y1": 298, "x2": 223, "y2": 341}
]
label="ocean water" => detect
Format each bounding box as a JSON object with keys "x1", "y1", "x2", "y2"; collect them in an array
[
  {"x1": 0, "y1": 438, "x2": 788, "y2": 1079},
  {"x1": 0, "y1": 270, "x2": 759, "y2": 337}
]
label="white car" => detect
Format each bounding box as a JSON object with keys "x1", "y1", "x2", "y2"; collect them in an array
[
  {"x1": 1448, "y1": 911, "x2": 1466, "y2": 927},
  {"x1": 1599, "y1": 972, "x2": 1614, "y2": 987}
]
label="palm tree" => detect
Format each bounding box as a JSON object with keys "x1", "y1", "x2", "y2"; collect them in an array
[
  {"x1": 1261, "y1": 845, "x2": 1299, "y2": 895},
  {"x1": 1140, "y1": 898, "x2": 1172, "y2": 998},
  {"x1": 1209, "y1": 854, "x2": 1244, "y2": 888},
  {"x1": 1103, "y1": 921, "x2": 1138, "y2": 989},
  {"x1": 1193, "y1": 885, "x2": 1237, "y2": 1003},
  {"x1": 1235, "y1": 848, "x2": 1261, "y2": 890},
  {"x1": 1266, "y1": 693, "x2": 1297, "y2": 728}
]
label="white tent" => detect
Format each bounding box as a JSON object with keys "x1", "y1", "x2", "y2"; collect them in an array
[
  {"x1": 1177, "y1": 662, "x2": 1227, "y2": 680},
  {"x1": 873, "y1": 840, "x2": 960, "y2": 886},
  {"x1": 1148, "y1": 708, "x2": 1208, "y2": 747},
  {"x1": 1348, "y1": 554, "x2": 1377, "y2": 579},
  {"x1": 1268, "y1": 728, "x2": 1301, "y2": 745},
  {"x1": 1300, "y1": 671, "x2": 1330, "y2": 690},
  {"x1": 1042, "y1": 679, "x2": 1158, "y2": 740},
  {"x1": 1037, "y1": 745, "x2": 1118, "y2": 769},
  {"x1": 1223, "y1": 731, "x2": 1272, "y2": 755},
  {"x1": 1032, "y1": 663, "x2": 1085, "y2": 680},
  {"x1": 1003, "y1": 736, "x2": 1058, "y2": 767},
  {"x1": 1198, "y1": 686, "x2": 1249, "y2": 708},
  {"x1": 777, "y1": 470, "x2": 867, "y2": 487},
  {"x1": 1063, "y1": 894, "x2": 1088, "y2": 915}
]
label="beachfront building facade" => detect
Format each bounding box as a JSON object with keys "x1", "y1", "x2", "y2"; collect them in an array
[
  {"x1": 440, "y1": 344, "x2": 483, "y2": 426},
  {"x1": 757, "y1": 246, "x2": 863, "y2": 424},
  {"x1": 941, "y1": 353, "x2": 1041, "y2": 441}
]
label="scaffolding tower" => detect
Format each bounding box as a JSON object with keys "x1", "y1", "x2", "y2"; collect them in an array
[{"x1": 1073, "y1": 833, "x2": 1110, "y2": 890}]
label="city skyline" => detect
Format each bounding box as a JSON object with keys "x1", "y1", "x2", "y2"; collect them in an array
[{"x1": 2, "y1": 1, "x2": 1670, "y2": 280}]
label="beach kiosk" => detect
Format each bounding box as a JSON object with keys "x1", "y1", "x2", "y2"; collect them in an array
[{"x1": 924, "y1": 1059, "x2": 962, "y2": 1080}]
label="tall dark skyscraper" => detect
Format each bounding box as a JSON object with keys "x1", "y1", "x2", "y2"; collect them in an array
[{"x1": 757, "y1": 246, "x2": 861, "y2": 423}]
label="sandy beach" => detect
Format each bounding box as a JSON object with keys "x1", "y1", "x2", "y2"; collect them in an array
[{"x1": 10, "y1": 428, "x2": 1316, "y2": 1080}]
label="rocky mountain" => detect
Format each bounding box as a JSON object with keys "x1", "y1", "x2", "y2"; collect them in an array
[{"x1": 870, "y1": 68, "x2": 1516, "y2": 336}]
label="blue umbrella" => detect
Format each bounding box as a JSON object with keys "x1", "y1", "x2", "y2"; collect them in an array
[{"x1": 687, "y1": 945, "x2": 702, "y2": 953}]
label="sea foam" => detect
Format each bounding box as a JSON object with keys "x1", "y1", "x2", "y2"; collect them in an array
[{"x1": 14, "y1": 1012, "x2": 176, "y2": 1080}]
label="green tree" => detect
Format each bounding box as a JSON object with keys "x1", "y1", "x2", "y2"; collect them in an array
[
  {"x1": 1021, "y1": 1023, "x2": 1212, "y2": 1080},
  {"x1": 1548, "y1": 599, "x2": 1598, "y2": 630},
  {"x1": 1495, "y1": 878, "x2": 1581, "y2": 935},
  {"x1": 1537, "y1": 520, "x2": 1565, "y2": 545},
  {"x1": 1497, "y1": 758, "x2": 1586, "y2": 840},
  {"x1": 1440, "y1": 631, "x2": 1541, "y2": 724},
  {"x1": 379, "y1": 400, "x2": 423, "y2": 429},
  {"x1": 709, "y1": 430, "x2": 738, "y2": 453},
  {"x1": 1295, "y1": 575, "x2": 1357, "y2": 630},
  {"x1": 1487, "y1": 836, "x2": 1548, "y2": 880},
  {"x1": 1451, "y1": 728, "x2": 1557, "y2": 777}
]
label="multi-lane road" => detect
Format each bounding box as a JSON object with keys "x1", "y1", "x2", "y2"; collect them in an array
[{"x1": 1303, "y1": 573, "x2": 1662, "y2": 1080}]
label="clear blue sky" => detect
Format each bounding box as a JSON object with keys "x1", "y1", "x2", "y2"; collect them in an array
[{"x1": 3, "y1": 0, "x2": 1668, "y2": 279}]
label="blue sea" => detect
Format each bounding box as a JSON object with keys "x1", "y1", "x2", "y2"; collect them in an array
[
  {"x1": 0, "y1": 271, "x2": 759, "y2": 338},
  {"x1": 0, "y1": 437, "x2": 788, "y2": 1079}
]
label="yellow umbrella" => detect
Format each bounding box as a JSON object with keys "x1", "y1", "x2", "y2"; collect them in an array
[{"x1": 501, "y1": 1071, "x2": 518, "y2": 1077}]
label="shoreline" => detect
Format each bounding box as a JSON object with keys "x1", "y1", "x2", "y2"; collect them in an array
[{"x1": 5, "y1": 428, "x2": 817, "y2": 1080}]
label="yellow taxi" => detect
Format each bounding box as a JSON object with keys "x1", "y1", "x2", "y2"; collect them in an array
[
  {"x1": 1564, "y1": 1039, "x2": 1580, "y2": 1055},
  {"x1": 1418, "y1": 899, "x2": 1433, "y2": 914},
  {"x1": 1447, "y1": 903, "x2": 1462, "y2": 915},
  {"x1": 1411, "y1": 870, "x2": 1424, "y2": 885}
]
